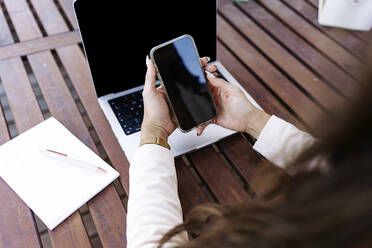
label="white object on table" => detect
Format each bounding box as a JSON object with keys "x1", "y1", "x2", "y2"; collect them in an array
[
  {"x1": 0, "y1": 117, "x2": 119, "y2": 230},
  {"x1": 318, "y1": 0, "x2": 372, "y2": 31}
]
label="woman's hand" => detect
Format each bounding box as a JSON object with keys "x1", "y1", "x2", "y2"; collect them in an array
[
  {"x1": 141, "y1": 56, "x2": 174, "y2": 142},
  {"x1": 197, "y1": 75, "x2": 271, "y2": 139},
  {"x1": 141, "y1": 56, "x2": 217, "y2": 142}
]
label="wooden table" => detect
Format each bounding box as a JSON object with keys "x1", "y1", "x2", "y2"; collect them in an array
[{"x1": 0, "y1": 0, "x2": 368, "y2": 247}]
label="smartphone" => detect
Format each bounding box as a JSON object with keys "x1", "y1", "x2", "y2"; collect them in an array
[{"x1": 150, "y1": 35, "x2": 217, "y2": 133}]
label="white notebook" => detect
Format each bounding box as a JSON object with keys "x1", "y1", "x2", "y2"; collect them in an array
[
  {"x1": 0, "y1": 117, "x2": 120, "y2": 230},
  {"x1": 318, "y1": 0, "x2": 372, "y2": 31}
]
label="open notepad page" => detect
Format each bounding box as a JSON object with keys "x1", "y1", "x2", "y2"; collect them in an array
[{"x1": 0, "y1": 117, "x2": 119, "y2": 230}]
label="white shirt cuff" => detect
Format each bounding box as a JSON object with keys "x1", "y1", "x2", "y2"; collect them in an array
[{"x1": 253, "y1": 115, "x2": 317, "y2": 171}]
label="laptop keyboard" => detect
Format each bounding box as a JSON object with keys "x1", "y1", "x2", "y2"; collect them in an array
[
  {"x1": 109, "y1": 90, "x2": 144, "y2": 135},
  {"x1": 108, "y1": 69, "x2": 225, "y2": 136}
]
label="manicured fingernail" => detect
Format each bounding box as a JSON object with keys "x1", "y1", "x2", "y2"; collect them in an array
[
  {"x1": 205, "y1": 57, "x2": 211, "y2": 62},
  {"x1": 146, "y1": 56, "x2": 150, "y2": 67},
  {"x1": 205, "y1": 70, "x2": 215, "y2": 78}
]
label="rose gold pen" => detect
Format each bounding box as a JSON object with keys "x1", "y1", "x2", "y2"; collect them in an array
[{"x1": 41, "y1": 149, "x2": 107, "y2": 174}]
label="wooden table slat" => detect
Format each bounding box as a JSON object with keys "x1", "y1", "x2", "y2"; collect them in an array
[
  {"x1": 1, "y1": 55, "x2": 91, "y2": 248},
  {"x1": 218, "y1": 14, "x2": 327, "y2": 133},
  {"x1": 3, "y1": 0, "x2": 43, "y2": 41},
  {"x1": 0, "y1": 105, "x2": 8, "y2": 145},
  {"x1": 0, "y1": 6, "x2": 14, "y2": 46},
  {"x1": 2, "y1": 0, "x2": 125, "y2": 247},
  {"x1": 24, "y1": 1, "x2": 128, "y2": 247},
  {"x1": 257, "y1": 0, "x2": 367, "y2": 82},
  {"x1": 0, "y1": 8, "x2": 42, "y2": 248},
  {"x1": 56, "y1": 44, "x2": 130, "y2": 193},
  {"x1": 29, "y1": 48, "x2": 126, "y2": 247},
  {"x1": 29, "y1": 0, "x2": 68, "y2": 35},
  {"x1": 352, "y1": 31, "x2": 372, "y2": 44},
  {"x1": 57, "y1": 0, "x2": 78, "y2": 30},
  {"x1": 28, "y1": 34, "x2": 125, "y2": 248},
  {"x1": 188, "y1": 145, "x2": 251, "y2": 204},
  {"x1": 0, "y1": 30, "x2": 81, "y2": 61},
  {"x1": 306, "y1": 0, "x2": 318, "y2": 8},
  {"x1": 282, "y1": 0, "x2": 368, "y2": 62},
  {"x1": 88, "y1": 185, "x2": 127, "y2": 247},
  {"x1": 48, "y1": 212, "x2": 91, "y2": 248},
  {"x1": 0, "y1": 58, "x2": 44, "y2": 131},
  {"x1": 220, "y1": 4, "x2": 347, "y2": 115},
  {"x1": 30, "y1": 0, "x2": 131, "y2": 194},
  {"x1": 0, "y1": 90, "x2": 41, "y2": 248},
  {"x1": 1, "y1": 0, "x2": 366, "y2": 247},
  {"x1": 217, "y1": 42, "x2": 295, "y2": 198},
  {"x1": 176, "y1": 158, "x2": 212, "y2": 215},
  {"x1": 0, "y1": 176, "x2": 42, "y2": 248},
  {"x1": 218, "y1": 135, "x2": 291, "y2": 199},
  {"x1": 238, "y1": 1, "x2": 362, "y2": 101},
  {"x1": 1, "y1": 57, "x2": 91, "y2": 247}
]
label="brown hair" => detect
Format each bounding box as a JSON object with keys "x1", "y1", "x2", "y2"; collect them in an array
[{"x1": 158, "y1": 66, "x2": 372, "y2": 247}]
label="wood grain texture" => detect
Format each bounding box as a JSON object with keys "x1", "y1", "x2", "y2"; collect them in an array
[
  {"x1": 0, "y1": 93, "x2": 41, "y2": 248},
  {"x1": 218, "y1": 14, "x2": 327, "y2": 132},
  {"x1": 30, "y1": 0, "x2": 131, "y2": 194},
  {"x1": 0, "y1": 31, "x2": 81, "y2": 61},
  {"x1": 176, "y1": 158, "x2": 212, "y2": 215},
  {"x1": 3, "y1": 0, "x2": 92, "y2": 247},
  {"x1": 0, "y1": 5, "x2": 14, "y2": 46},
  {"x1": 56, "y1": 44, "x2": 131, "y2": 193},
  {"x1": 26, "y1": 0, "x2": 128, "y2": 247},
  {"x1": 306, "y1": 0, "x2": 318, "y2": 8},
  {"x1": 218, "y1": 0, "x2": 233, "y2": 8},
  {"x1": 238, "y1": 1, "x2": 362, "y2": 101},
  {"x1": 0, "y1": 57, "x2": 44, "y2": 131},
  {"x1": 0, "y1": 8, "x2": 42, "y2": 248},
  {"x1": 1, "y1": 0, "x2": 366, "y2": 246},
  {"x1": 218, "y1": 135, "x2": 291, "y2": 199},
  {"x1": 220, "y1": 4, "x2": 347, "y2": 115},
  {"x1": 188, "y1": 145, "x2": 251, "y2": 204},
  {"x1": 0, "y1": 105, "x2": 8, "y2": 145},
  {"x1": 57, "y1": 0, "x2": 78, "y2": 29},
  {"x1": 282, "y1": 0, "x2": 368, "y2": 62},
  {"x1": 88, "y1": 185, "x2": 127, "y2": 247},
  {"x1": 0, "y1": 176, "x2": 42, "y2": 248},
  {"x1": 257, "y1": 0, "x2": 367, "y2": 82},
  {"x1": 216, "y1": 43, "x2": 295, "y2": 198},
  {"x1": 48, "y1": 212, "x2": 91, "y2": 248}
]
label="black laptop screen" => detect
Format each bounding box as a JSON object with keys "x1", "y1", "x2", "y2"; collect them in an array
[{"x1": 74, "y1": 0, "x2": 217, "y2": 97}]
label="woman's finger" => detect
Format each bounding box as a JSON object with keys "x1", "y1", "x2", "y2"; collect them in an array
[
  {"x1": 200, "y1": 57, "x2": 211, "y2": 66},
  {"x1": 205, "y1": 64, "x2": 217, "y2": 73},
  {"x1": 197, "y1": 123, "x2": 209, "y2": 136},
  {"x1": 197, "y1": 118, "x2": 216, "y2": 136},
  {"x1": 207, "y1": 74, "x2": 227, "y2": 88},
  {"x1": 144, "y1": 56, "x2": 156, "y2": 94}
]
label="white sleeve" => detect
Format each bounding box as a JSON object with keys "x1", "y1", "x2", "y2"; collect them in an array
[
  {"x1": 253, "y1": 115, "x2": 319, "y2": 171},
  {"x1": 126, "y1": 144, "x2": 188, "y2": 248}
]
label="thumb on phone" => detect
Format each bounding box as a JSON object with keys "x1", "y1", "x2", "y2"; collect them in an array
[
  {"x1": 196, "y1": 119, "x2": 216, "y2": 136},
  {"x1": 207, "y1": 74, "x2": 226, "y2": 88}
]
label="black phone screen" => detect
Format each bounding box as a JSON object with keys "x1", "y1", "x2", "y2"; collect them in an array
[{"x1": 152, "y1": 36, "x2": 217, "y2": 132}]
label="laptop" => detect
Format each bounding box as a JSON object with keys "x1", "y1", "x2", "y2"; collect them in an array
[{"x1": 73, "y1": 0, "x2": 262, "y2": 162}]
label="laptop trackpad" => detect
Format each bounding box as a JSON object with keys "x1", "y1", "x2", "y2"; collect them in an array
[{"x1": 168, "y1": 124, "x2": 235, "y2": 156}]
